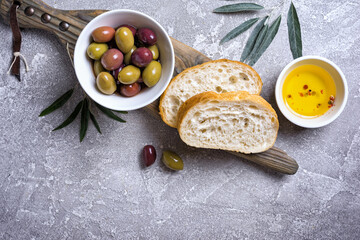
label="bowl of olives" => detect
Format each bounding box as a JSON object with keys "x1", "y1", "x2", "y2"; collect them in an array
[{"x1": 74, "y1": 10, "x2": 175, "y2": 111}]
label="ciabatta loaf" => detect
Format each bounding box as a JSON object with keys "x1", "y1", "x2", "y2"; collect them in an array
[
  {"x1": 177, "y1": 91, "x2": 279, "y2": 154},
  {"x1": 159, "y1": 59, "x2": 262, "y2": 128}
]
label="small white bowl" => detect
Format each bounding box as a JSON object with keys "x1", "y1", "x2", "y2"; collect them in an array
[
  {"x1": 74, "y1": 10, "x2": 175, "y2": 111},
  {"x1": 275, "y1": 56, "x2": 348, "y2": 128}
]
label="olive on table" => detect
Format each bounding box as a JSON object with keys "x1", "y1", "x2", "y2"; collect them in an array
[
  {"x1": 101, "y1": 49, "x2": 124, "y2": 71},
  {"x1": 124, "y1": 46, "x2": 137, "y2": 65},
  {"x1": 87, "y1": 42, "x2": 108, "y2": 60},
  {"x1": 96, "y1": 72, "x2": 117, "y2": 95},
  {"x1": 162, "y1": 151, "x2": 183, "y2": 171},
  {"x1": 112, "y1": 63, "x2": 125, "y2": 79},
  {"x1": 115, "y1": 27, "x2": 134, "y2": 54},
  {"x1": 118, "y1": 65, "x2": 141, "y2": 84},
  {"x1": 92, "y1": 26, "x2": 115, "y2": 43},
  {"x1": 119, "y1": 24, "x2": 136, "y2": 36},
  {"x1": 131, "y1": 47, "x2": 153, "y2": 67},
  {"x1": 143, "y1": 145, "x2": 156, "y2": 167},
  {"x1": 148, "y1": 45, "x2": 159, "y2": 60},
  {"x1": 142, "y1": 60, "x2": 162, "y2": 87},
  {"x1": 120, "y1": 82, "x2": 141, "y2": 97},
  {"x1": 93, "y1": 60, "x2": 105, "y2": 77},
  {"x1": 136, "y1": 28, "x2": 157, "y2": 46}
]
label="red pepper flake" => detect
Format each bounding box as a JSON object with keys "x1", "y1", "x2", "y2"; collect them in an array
[
  {"x1": 299, "y1": 92, "x2": 304, "y2": 97},
  {"x1": 321, "y1": 89, "x2": 324, "y2": 94},
  {"x1": 303, "y1": 85, "x2": 308, "y2": 90},
  {"x1": 287, "y1": 94, "x2": 292, "y2": 98}
]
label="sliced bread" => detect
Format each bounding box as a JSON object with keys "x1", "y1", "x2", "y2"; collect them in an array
[
  {"x1": 177, "y1": 91, "x2": 279, "y2": 154},
  {"x1": 159, "y1": 59, "x2": 262, "y2": 128}
]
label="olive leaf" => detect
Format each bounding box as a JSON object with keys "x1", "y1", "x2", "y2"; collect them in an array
[
  {"x1": 112, "y1": 110, "x2": 128, "y2": 114},
  {"x1": 287, "y1": 2, "x2": 302, "y2": 59},
  {"x1": 39, "y1": 89, "x2": 74, "y2": 116},
  {"x1": 53, "y1": 100, "x2": 83, "y2": 131},
  {"x1": 220, "y1": 18, "x2": 259, "y2": 45},
  {"x1": 247, "y1": 15, "x2": 282, "y2": 66},
  {"x1": 240, "y1": 16, "x2": 268, "y2": 62},
  {"x1": 89, "y1": 111, "x2": 102, "y2": 134},
  {"x1": 80, "y1": 98, "x2": 89, "y2": 142},
  {"x1": 213, "y1": 3, "x2": 264, "y2": 13},
  {"x1": 95, "y1": 103, "x2": 126, "y2": 123},
  {"x1": 245, "y1": 24, "x2": 268, "y2": 65}
]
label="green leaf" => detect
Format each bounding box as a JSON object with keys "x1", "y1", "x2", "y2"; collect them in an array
[
  {"x1": 220, "y1": 18, "x2": 259, "y2": 45},
  {"x1": 52, "y1": 100, "x2": 83, "y2": 131},
  {"x1": 112, "y1": 110, "x2": 128, "y2": 114},
  {"x1": 80, "y1": 98, "x2": 89, "y2": 142},
  {"x1": 245, "y1": 24, "x2": 268, "y2": 65},
  {"x1": 247, "y1": 15, "x2": 282, "y2": 66},
  {"x1": 95, "y1": 103, "x2": 126, "y2": 123},
  {"x1": 89, "y1": 111, "x2": 102, "y2": 134},
  {"x1": 287, "y1": 2, "x2": 302, "y2": 59},
  {"x1": 240, "y1": 16, "x2": 268, "y2": 62},
  {"x1": 39, "y1": 89, "x2": 74, "y2": 116},
  {"x1": 213, "y1": 3, "x2": 264, "y2": 13}
]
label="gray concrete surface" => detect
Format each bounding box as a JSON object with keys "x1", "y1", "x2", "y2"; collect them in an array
[{"x1": 1, "y1": 0, "x2": 360, "y2": 239}]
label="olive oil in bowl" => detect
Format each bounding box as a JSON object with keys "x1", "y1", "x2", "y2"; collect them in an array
[{"x1": 282, "y1": 64, "x2": 336, "y2": 118}]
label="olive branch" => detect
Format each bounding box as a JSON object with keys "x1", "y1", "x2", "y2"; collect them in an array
[
  {"x1": 39, "y1": 44, "x2": 127, "y2": 142},
  {"x1": 214, "y1": 1, "x2": 302, "y2": 65},
  {"x1": 39, "y1": 85, "x2": 127, "y2": 142}
]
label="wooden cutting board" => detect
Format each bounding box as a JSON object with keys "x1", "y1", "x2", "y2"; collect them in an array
[{"x1": 0, "y1": 0, "x2": 299, "y2": 174}]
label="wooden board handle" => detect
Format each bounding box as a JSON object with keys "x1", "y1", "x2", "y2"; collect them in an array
[{"x1": 0, "y1": 0, "x2": 298, "y2": 174}]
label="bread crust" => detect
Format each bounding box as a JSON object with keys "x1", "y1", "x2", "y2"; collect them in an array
[
  {"x1": 177, "y1": 91, "x2": 279, "y2": 154},
  {"x1": 159, "y1": 59, "x2": 263, "y2": 128}
]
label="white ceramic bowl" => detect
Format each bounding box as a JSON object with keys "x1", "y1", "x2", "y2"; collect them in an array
[
  {"x1": 74, "y1": 10, "x2": 175, "y2": 111},
  {"x1": 275, "y1": 56, "x2": 348, "y2": 128}
]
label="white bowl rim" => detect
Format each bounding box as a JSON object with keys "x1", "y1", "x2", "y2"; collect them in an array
[
  {"x1": 275, "y1": 55, "x2": 348, "y2": 128},
  {"x1": 74, "y1": 9, "x2": 175, "y2": 111}
]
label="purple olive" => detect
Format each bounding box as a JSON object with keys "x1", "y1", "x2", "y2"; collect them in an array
[
  {"x1": 120, "y1": 82, "x2": 141, "y2": 97},
  {"x1": 136, "y1": 28, "x2": 157, "y2": 46},
  {"x1": 118, "y1": 24, "x2": 137, "y2": 36},
  {"x1": 131, "y1": 47, "x2": 153, "y2": 67},
  {"x1": 112, "y1": 63, "x2": 125, "y2": 79},
  {"x1": 101, "y1": 49, "x2": 123, "y2": 71},
  {"x1": 143, "y1": 145, "x2": 156, "y2": 167}
]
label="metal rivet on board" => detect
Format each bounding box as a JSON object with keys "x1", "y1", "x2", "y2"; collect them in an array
[
  {"x1": 24, "y1": 7, "x2": 35, "y2": 16},
  {"x1": 59, "y1": 21, "x2": 70, "y2": 31},
  {"x1": 41, "y1": 13, "x2": 51, "y2": 23}
]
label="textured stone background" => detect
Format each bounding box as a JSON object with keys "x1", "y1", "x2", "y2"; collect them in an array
[{"x1": 1, "y1": 0, "x2": 360, "y2": 239}]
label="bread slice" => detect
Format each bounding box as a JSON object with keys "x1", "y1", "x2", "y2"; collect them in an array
[
  {"x1": 177, "y1": 91, "x2": 279, "y2": 154},
  {"x1": 159, "y1": 59, "x2": 262, "y2": 128}
]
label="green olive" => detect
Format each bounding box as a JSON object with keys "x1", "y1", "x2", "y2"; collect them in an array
[
  {"x1": 118, "y1": 65, "x2": 141, "y2": 84},
  {"x1": 162, "y1": 151, "x2": 183, "y2": 171},
  {"x1": 96, "y1": 72, "x2": 116, "y2": 95},
  {"x1": 115, "y1": 27, "x2": 134, "y2": 54},
  {"x1": 148, "y1": 45, "x2": 159, "y2": 60},
  {"x1": 124, "y1": 46, "x2": 137, "y2": 65},
  {"x1": 87, "y1": 42, "x2": 108, "y2": 60},
  {"x1": 142, "y1": 61, "x2": 162, "y2": 87},
  {"x1": 93, "y1": 60, "x2": 105, "y2": 76}
]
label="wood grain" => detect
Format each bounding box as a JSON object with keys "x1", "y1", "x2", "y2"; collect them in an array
[{"x1": 0, "y1": 0, "x2": 298, "y2": 174}]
